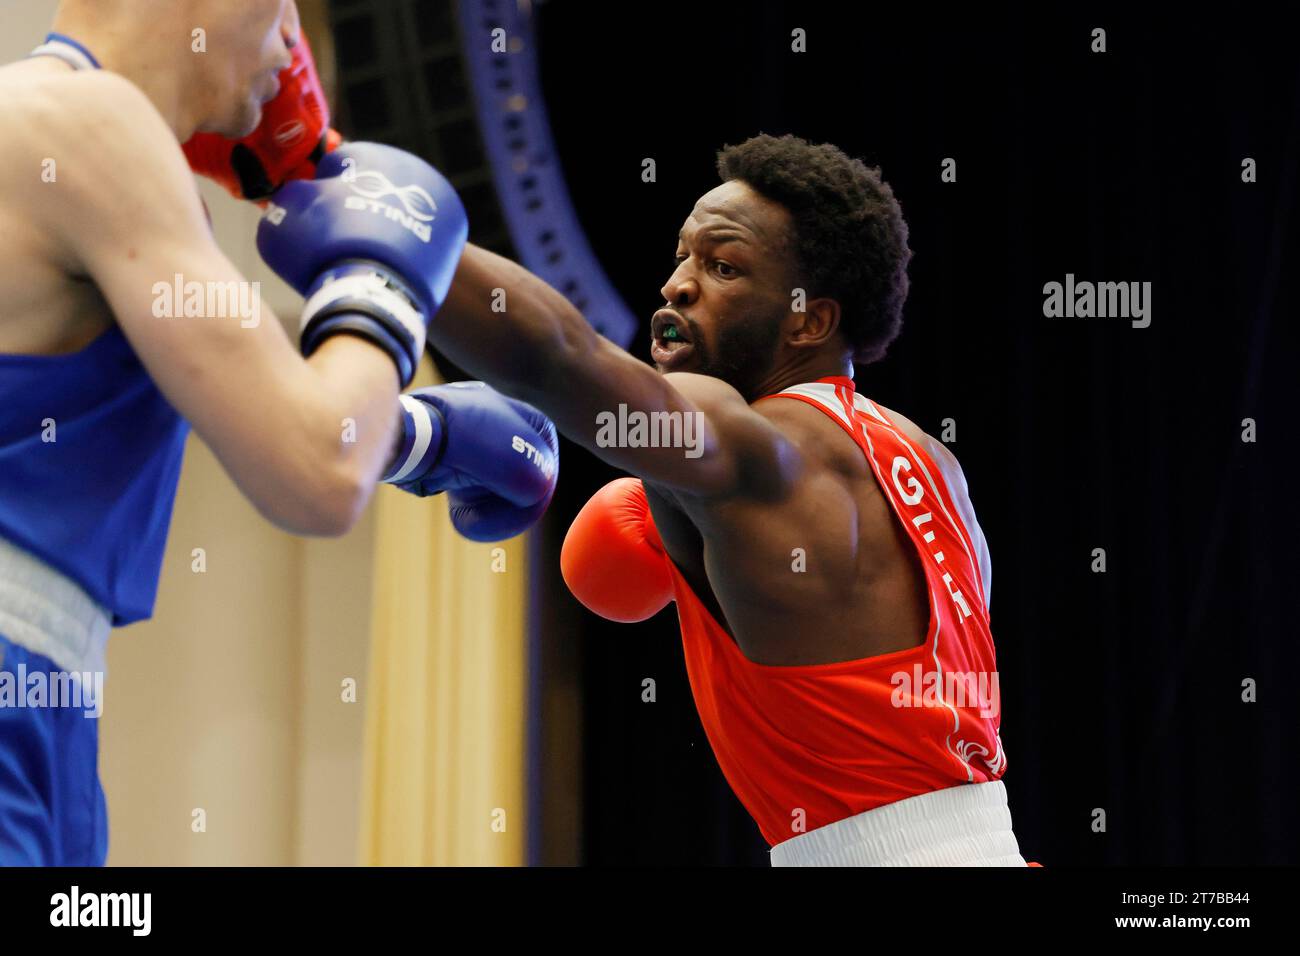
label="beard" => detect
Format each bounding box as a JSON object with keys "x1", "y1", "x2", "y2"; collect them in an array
[{"x1": 691, "y1": 309, "x2": 784, "y2": 402}]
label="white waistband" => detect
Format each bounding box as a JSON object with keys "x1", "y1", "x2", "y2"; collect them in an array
[
  {"x1": 0, "y1": 536, "x2": 110, "y2": 676},
  {"x1": 769, "y1": 780, "x2": 1026, "y2": 867}
]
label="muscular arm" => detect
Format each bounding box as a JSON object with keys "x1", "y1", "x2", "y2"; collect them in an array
[
  {"x1": 16, "y1": 71, "x2": 400, "y2": 535},
  {"x1": 432, "y1": 243, "x2": 801, "y2": 499}
]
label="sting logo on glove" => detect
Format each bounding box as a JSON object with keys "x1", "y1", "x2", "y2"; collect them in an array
[
  {"x1": 512, "y1": 435, "x2": 557, "y2": 481},
  {"x1": 382, "y1": 383, "x2": 560, "y2": 542},
  {"x1": 339, "y1": 166, "x2": 439, "y2": 243}
]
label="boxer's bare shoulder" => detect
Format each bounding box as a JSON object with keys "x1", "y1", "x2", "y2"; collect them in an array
[
  {"x1": 871, "y1": 403, "x2": 929, "y2": 448},
  {"x1": 0, "y1": 61, "x2": 196, "y2": 224},
  {"x1": 0, "y1": 60, "x2": 207, "y2": 353},
  {"x1": 872, "y1": 401, "x2": 969, "y2": 477},
  {"x1": 0, "y1": 61, "x2": 161, "y2": 171},
  {"x1": 747, "y1": 389, "x2": 875, "y2": 497}
]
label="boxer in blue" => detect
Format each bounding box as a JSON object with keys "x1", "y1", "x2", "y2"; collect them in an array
[{"x1": 0, "y1": 0, "x2": 556, "y2": 865}]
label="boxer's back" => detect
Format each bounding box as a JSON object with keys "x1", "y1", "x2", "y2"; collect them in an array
[
  {"x1": 0, "y1": 55, "x2": 191, "y2": 626},
  {"x1": 648, "y1": 379, "x2": 945, "y2": 667},
  {"x1": 646, "y1": 376, "x2": 1006, "y2": 847},
  {"x1": 0, "y1": 57, "x2": 127, "y2": 355}
]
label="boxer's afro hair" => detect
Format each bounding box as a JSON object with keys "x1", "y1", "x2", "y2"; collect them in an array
[{"x1": 715, "y1": 133, "x2": 912, "y2": 365}]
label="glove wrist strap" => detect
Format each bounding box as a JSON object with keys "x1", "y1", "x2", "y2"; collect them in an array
[
  {"x1": 300, "y1": 260, "x2": 428, "y2": 387},
  {"x1": 382, "y1": 394, "x2": 448, "y2": 486}
]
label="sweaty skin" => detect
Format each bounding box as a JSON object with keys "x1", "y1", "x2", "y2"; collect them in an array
[
  {"x1": 643, "y1": 398, "x2": 932, "y2": 666},
  {"x1": 432, "y1": 180, "x2": 936, "y2": 666},
  {"x1": 0, "y1": 0, "x2": 402, "y2": 536}
]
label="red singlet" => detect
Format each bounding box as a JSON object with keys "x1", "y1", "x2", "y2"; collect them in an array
[{"x1": 652, "y1": 376, "x2": 1006, "y2": 847}]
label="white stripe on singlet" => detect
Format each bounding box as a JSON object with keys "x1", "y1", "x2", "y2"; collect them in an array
[{"x1": 0, "y1": 536, "x2": 110, "y2": 676}]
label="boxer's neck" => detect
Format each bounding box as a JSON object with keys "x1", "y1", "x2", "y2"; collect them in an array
[
  {"x1": 47, "y1": 13, "x2": 201, "y2": 141},
  {"x1": 747, "y1": 351, "x2": 855, "y2": 404}
]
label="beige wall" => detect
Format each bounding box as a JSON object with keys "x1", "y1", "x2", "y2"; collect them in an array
[
  {"x1": 103, "y1": 441, "x2": 376, "y2": 867},
  {"x1": 2, "y1": 0, "x2": 371, "y2": 865}
]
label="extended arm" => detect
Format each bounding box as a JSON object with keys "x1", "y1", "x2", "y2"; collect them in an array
[{"x1": 431, "y1": 243, "x2": 800, "y2": 499}]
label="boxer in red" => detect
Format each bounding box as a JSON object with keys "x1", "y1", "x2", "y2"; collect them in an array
[{"x1": 428, "y1": 133, "x2": 1031, "y2": 865}]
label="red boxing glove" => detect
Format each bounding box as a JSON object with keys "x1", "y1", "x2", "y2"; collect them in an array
[
  {"x1": 561, "y1": 478, "x2": 675, "y2": 623},
  {"x1": 183, "y1": 33, "x2": 342, "y2": 201}
]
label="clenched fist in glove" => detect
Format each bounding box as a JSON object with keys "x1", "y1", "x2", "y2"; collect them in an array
[{"x1": 382, "y1": 382, "x2": 559, "y2": 542}]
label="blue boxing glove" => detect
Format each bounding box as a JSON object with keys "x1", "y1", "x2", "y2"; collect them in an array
[
  {"x1": 382, "y1": 382, "x2": 559, "y2": 541},
  {"x1": 257, "y1": 141, "x2": 468, "y2": 387}
]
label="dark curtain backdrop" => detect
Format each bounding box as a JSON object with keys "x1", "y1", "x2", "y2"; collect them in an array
[{"x1": 527, "y1": 3, "x2": 1298, "y2": 865}]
